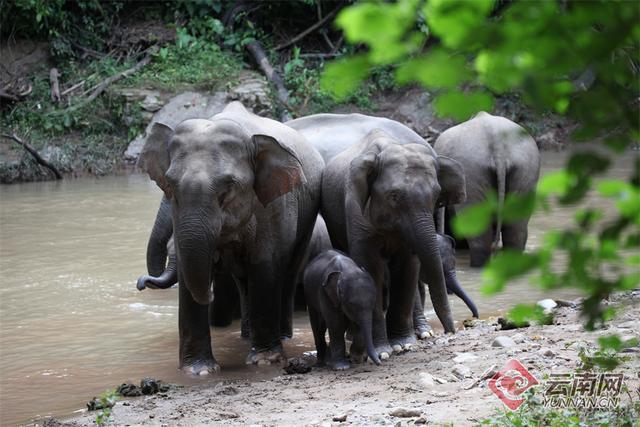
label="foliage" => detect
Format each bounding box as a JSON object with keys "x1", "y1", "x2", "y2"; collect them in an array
[
  {"x1": 126, "y1": 39, "x2": 242, "y2": 91},
  {"x1": 480, "y1": 388, "x2": 640, "y2": 427},
  {"x1": 324, "y1": 0, "x2": 639, "y2": 331},
  {"x1": 94, "y1": 389, "x2": 118, "y2": 426},
  {"x1": 577, "y1": 334, "x2": 638, "y2": 372}
]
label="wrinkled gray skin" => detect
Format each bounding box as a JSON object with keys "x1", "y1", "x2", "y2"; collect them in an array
[
  {"x1": 303, "y1": 249, "x2": 381, "y2": 370},
  {"x1": 413, "y1": 234, "x2": 479, "y2": 336},
  {"x1": 138, "y1": 101, "x2": 323, "y2": 374},
  {"x1": 314, "y1": 129, "x2": 467, "y2": 358},
  {"x1": 434, "y1": 112, "x2": 541, "y2": 267},
  {"x1": 287, "y1": 114, "x2": 468, "y2": 357}
]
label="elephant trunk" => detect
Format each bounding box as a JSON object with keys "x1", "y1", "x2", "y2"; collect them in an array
[
  {"x1": 410, "y1": 213, "x2": 456, "y2": 333},
  {"x1": 360, "y1": 314, "x2": 381, "y2": 366},
  {"x1": 137, "y1": 248, "x2": 178, "y2": 290},
  {"x1": 175, "y1": 213, "x2": 218, "y2": 306},
  {"x1": 445, "y1": 271, "x2": 479, "y2": 318},
  {"x1": 147, "y1": 196, "x2": 174, "y2": 276}
]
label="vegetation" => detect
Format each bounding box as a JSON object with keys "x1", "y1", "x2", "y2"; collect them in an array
[
  {"x1": 94, "y1": 389, "x2": 118, "y2": 426},
  {"x1": 480, "y1": 388, "x2": 640, "y2": 427}
]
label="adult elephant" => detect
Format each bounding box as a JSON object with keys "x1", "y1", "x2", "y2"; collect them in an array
[
  {"x1": 286, "y1": 114, "x2": 468, "y2": 347},
  {"x1": 434, "y1": 112, "x2": 540, "y2": 267},
  {"x1": 138, "y1": 101, "x2": 323, "y2": 374},
  {"x1": 314, "y1": 129, "x2": 466, "y2": 357}
]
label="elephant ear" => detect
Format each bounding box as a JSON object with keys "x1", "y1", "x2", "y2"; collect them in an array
[
  {"x1": 436, "y1": 155, "x2": 466, "y2": 207},
  {"x1": 252, "y1": 134, "x2": 307, "y2": 207},
  {"x1": 346, "y1": 150, "x2": 378, "y2": 214},
  {"x1": 322, "y1": 271, "x2": 342, "y2": 309},
  {"x1": 138, "y1": 122, "x2": 174, "y2": 198}
]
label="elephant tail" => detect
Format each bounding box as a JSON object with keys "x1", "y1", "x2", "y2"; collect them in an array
[{"x1": 492, "y1": 160, "x2": 506, "y2": 252}]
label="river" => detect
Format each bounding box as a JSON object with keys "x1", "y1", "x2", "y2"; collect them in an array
[{"x1": 0, "y1": 151, "x2": 634, "y2": 425}]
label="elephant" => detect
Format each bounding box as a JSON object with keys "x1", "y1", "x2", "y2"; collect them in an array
[
  {"x1": 303, "y1": 249, "x2": 381, "y2": 370},
  {"x1": 413, "y1": 233, "x2": 479, "y2": 336},
  {"x1": 138, "y1": 101, "x2": 323, "y2": 374},
  {"x1": 433, "y1": 112, "x2": 541, "y2": 267},
  {"x1": 317, "y1": 128, "x2": 467, "y2": 358}
]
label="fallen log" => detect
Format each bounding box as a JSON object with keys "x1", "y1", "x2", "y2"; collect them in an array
[
  {"x1": 60, "y1": 80, "x2": 85, "y2": 97},
  {"x1": 1, "y1": 133, "x2": 63, "y2": 179},
  {"x1": 245, "y1": 40, "x2": 294, "y2": 121}
]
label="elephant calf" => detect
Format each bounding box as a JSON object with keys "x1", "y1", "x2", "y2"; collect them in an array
[{"x1": 303, "y1": 250, "x2": 382, "y2": 370}]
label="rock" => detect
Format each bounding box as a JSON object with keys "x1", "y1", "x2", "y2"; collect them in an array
[
  {"x1": 537, "y1": 299, "x2": 558, "y2": 314},
  {"x1": 434, "y1": 376, "x2": 448, "y2": 384},
  {"x1": 117, "y1": 382, "x2": 142, "y2": 397},
  {"x1": 418, "y1": 372, "x2": 435, "y2": 388},
  {"x1": 512, "y1": 333, "x2": 527, "y2": 344},
  {"x1": 414, "y1": 417, "x2": 428, "y2": 425},
  {"x1": 332, "y1": 415, "x2": 347, "y2": 422},
  {"x1": 284, "y1": 357, "x2": 312, "y2": 375},
  {"x1": 537, "y1": 348, "x2": 556, "y2": 358},
  {"x1": 453, "y1": 352, "x2": 478, "y2": 363},
  {"x1": 389, "y1": 408, "x2": 422, "y2": 418},
  {"x1": 452, "y1": 364, "x2": 472, "y2": 379},
  {"x1": 124, "y1": 91, "x2": 228, "y2": 163},
  {"x1": 141, "y1": 93, "x2": 163, "y2": 112},
  {"x1": 567, "y1": 341, "x2": 587, "y2": 352},
  {"x1": 217, "y1": 411, "x2": 239, "y2": 419},
  {"x1": 492, "y1": 336, "x2": 516, "y2": 348},
  {"x1": 430, "y1": 391, "x2": 449, "y2": 397},
  {"x1": 227, "y1": 71, "x2": 274, "y2": 117},
  {"x1": 140, "y1": 377, "x2": 160, "y2": 395},
  {"x1": 536, "y1": 131, "x2": 563, "y2": 151}
]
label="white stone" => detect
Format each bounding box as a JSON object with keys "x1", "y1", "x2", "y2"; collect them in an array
[
  {"x1": 453, "y1": 352, "x2": 478, "y2": 363},
  {"x1": 492, "y1": 336, "x2": 516, "y2": 348},
  {"x1": 452, "y1": 364, "x2": 472, "y2": 379},
  {"x1": 537, "y1": 299, "x2": 558, "y2": 313}
]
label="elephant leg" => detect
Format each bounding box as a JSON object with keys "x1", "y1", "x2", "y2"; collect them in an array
[
  {"x1": 245, "y1": 261, "x2": 285, "y2": 365},
  {"x1": 352, "y1": 246, "x2": 391, "y2": 360},
  {"x1": 280, "y1": 273, "x2": 295, "y2": 340},
  {"x1": 501, "y1": 219, "x2": 529, "y2": 252},
  {"x1": 209, "y1": 273, "x2": 238, "y2": 328},
  {"x1": 387, "y1": 251, "x2": 419, "y2": 353},
  {"x1": 326, "y1": 312, "x2": 349, "y2": 370},
  {"x1": 308, "y1": 305, "x2": 328, "y2": 366},
  {"x1": 236, "y1": 279, "x2": 251, "y2": 339},
  {"x1": 413, "y1": 282, "x2": 433, "y2": 339},
  {"x1": 349, "y1": 323, "x2": 366, "y2": 364},
  {"x1": 178, "y1": 271, "x2": 219, "y2": 375},
  {"x1": 468, "y1": 227, "x2": 494, "y2": 268}
]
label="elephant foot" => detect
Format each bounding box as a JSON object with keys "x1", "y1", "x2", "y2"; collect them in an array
[
  {"x1": 245, "y1": 345, "x2": 286, "y2": 365},
  {"x1": 389, "y1": 334, "x2": 417, "y2": 354},
  {"x1": 330, "y1": 358, "x2": 350, "y2": 371},
  {"x1": 415, "y1": 323, "x2": 434, "y2": 340},
  {"x1": 181, "y1": 358, "x2": 220, "y2": 376},
  {"x1": 374, "y1": 342, "x2": 393, "y2": 360}
]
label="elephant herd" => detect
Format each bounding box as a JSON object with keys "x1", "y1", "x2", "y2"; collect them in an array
[{"x1": 135, "y1": 102, "x2": 540, "y2": 374}]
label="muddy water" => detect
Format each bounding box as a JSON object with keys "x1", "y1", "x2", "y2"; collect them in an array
[{"x1": 0, "y1": 152, "x2": 634, "y2": 425}]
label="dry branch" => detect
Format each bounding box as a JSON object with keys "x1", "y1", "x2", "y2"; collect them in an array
[
  {"x1": 1, "y1": 133, "x2": 63, "y2": 179},
  {"x1": 274, "y1": 6, "x2": 341, "y2": 51},
  {"x1": 54, "y1": 50, "x2": 154, "y2": 115},
  {"x1": 60, "y1": 80, "x2": 85, "y2": 97},
  {"x1": 50, "y1": 68, "x2": 61, "y2": 103}
]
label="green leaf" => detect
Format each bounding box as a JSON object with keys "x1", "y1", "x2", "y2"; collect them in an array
[
  {"x1": 536, "y1": 170, "x2": 573, "y2": 197},
  {"x1": 507, "y1": 303, "x2": 552, "y2": 327},
  {"x1": 433, "y1": 90, "x2": 494, "y2": 121},
  {"x1": 502, "y1": 192, "x2": 537, "y2": 223},
  {"x1": 481, "y1": 250, "x2": 540, "y2": 294},
  {"x1": 320, "y1": 55, "x2": 371, "y2": 100},
  {"x1": 424, "y1": 0, "x2": 494, "y2": 49},
  {"x1": 396, "y1": 49, "x2": 470, "y2": 89},
  {"x1": 451, "y1": 199, "x2": 495, "y2": 238}
]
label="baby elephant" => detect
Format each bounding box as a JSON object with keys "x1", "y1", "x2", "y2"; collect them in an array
[{"x1": 303, "y1": 250, "x2": 382, "y2": 370}]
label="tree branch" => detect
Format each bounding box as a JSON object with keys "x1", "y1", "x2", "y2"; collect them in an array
[
  {"x1": 50, "y1": 68, "x2": 61, "y2": 103},
  {"x1": 1, "y1": 133, "x2": 63, "y2": 179},
  {"x1": 275, "y1": 6, "x2": 341, "y2": 51}
]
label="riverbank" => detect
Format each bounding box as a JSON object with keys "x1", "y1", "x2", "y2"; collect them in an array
[{"x1": 47, "y1": 292, "x2": 639, "y2": 427}]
